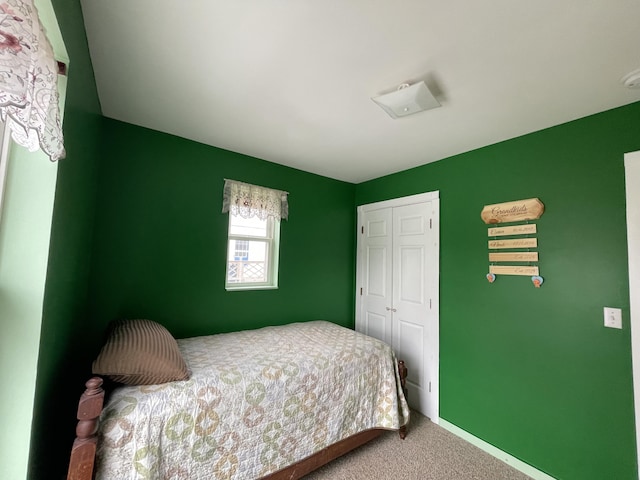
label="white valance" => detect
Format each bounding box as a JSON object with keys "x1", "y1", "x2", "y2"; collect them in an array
[
  {"x1": 0, "y1": 0, "x2": 65, "y2": 161},
  {"x1": 222, "y1": 179, "x2": 289, "y2": 220}
]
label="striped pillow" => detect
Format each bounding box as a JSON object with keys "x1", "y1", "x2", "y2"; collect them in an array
[{"x1": 92, "y1": 319, "x2": 190, "y2": 385}]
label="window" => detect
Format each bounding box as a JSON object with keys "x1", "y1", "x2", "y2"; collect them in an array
[
  {"x1": 222, "y1": 179, "x2": 288, "y2": 290},
  {"x1": 226, "y1": 214, "x2": 279, "y2": 288}
]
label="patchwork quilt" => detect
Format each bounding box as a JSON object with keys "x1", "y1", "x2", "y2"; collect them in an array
[{"x1": 95, "y1": 321, "x2": 410, "y2": 479}]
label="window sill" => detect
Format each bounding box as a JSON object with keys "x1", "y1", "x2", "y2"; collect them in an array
[{"x1": 225, "y1": 285, "x2": 279, "y2": 292}]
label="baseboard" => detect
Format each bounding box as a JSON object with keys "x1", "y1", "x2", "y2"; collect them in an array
[{"x1": 438, "y1": 419, "x2": 556, "y2": 480}]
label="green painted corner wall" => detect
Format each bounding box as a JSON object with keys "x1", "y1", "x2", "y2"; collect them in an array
[
  {"x1": 355, "y1": 101, "x2": 640, "y2": 480},
  {"x1": 88, "y1": 119, "x2": 356, "y2": 339},
  {"x1": 28, "y1": 0, "x2": 104, "y2": 479}
]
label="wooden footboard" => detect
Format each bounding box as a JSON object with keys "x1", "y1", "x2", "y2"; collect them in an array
[{"x1": 66, "y1": 360, "x2": 408, "y2": 480}]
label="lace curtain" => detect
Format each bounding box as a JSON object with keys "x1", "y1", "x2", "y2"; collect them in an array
[
  {"x1": 0, "y1": 0, "x2": 65, "y2": 161},
  {"x1": 222, "y1": 179, "x2": 289, "y2": 220}
]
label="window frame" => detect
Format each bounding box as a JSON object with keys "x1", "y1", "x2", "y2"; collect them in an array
[
  {"x1": 225, "y1": 213, "x2": 281, "y2": 291},
  {"x1": 0, "y1": 121, "x2": 11, "y2": 226}
]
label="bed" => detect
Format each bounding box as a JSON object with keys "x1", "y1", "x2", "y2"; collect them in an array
[{"x1": 67, "y1": 319, "x2": 410, "y2": 480}]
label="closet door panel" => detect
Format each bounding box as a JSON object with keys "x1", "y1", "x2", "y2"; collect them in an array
[
  {"x1": 364, "y1": 311, "x2": 387, "y2": 344},
  {"x1": 398, "y1": 318, "x2": 424, "y2": 389},
  {"x1": 399, "y1": 246, "x2": 424, "y2": 304},
  {"x1": 358, "y1": 208, "x2": 393, "y2": 345},
  {"x1": 393, "y1": 202, "x2": 432, "y2": 415}
]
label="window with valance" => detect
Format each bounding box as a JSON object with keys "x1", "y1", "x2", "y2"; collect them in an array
[{"x1": 222, "y1": 180, "x2": 288, "y2": 290}]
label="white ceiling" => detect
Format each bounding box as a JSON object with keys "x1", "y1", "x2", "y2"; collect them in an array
[{"x1": 80, "y1": 0, "x2": 640, "y2": 183}]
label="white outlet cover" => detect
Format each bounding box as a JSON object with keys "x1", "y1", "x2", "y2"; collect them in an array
[{"x1": 604, "y1": 307, "x2": 623, "y2": 329}]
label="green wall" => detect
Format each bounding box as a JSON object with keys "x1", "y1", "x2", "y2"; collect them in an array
[
  {"x1": 356, "y1": 101, "x2": 640, "y2": 480},
  {"x1": 88, "y1": 119, "x2": 356, "y2": 339},
  {"x1": 28, "y1": 0, "x2": 103, "y2": 478}
]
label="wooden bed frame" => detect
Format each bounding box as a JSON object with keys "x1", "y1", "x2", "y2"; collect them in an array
[{"x1": 67, "y1": 360, "x2": 408, "y2": 480}]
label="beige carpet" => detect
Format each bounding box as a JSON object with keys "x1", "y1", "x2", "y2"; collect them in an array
[{"x1": 303, "y1": 412, "x2": 534, "y2": 480}]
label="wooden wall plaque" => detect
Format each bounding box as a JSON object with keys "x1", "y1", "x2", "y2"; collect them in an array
[
  {"x1": 488, "y1": 224, "x2": 537, "y2": 237},
  {"x1": 488, "y1": 238, "x2": 537, "y2": 249},
  {"x1": 489, "y1": 252, "x2": 539, "y2": 262},
  {"x1": 481, "y1": 198, "x2": 544, "y2": 224},
  {"x1": 489, "y1": 265, "x2": 539, "y2": 276}
]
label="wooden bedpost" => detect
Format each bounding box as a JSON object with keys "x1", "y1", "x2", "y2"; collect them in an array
[
  {"x1": 67, "y1": 377, "x2": 104, "y2": 480},
  {"x1": 398, "y1": 360, "x2": 408, "y2": 396},
  {"x1": 398, "y1": 360, "x2": 408, "y2": 439}
]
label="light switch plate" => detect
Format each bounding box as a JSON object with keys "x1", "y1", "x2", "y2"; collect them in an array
[{"x1": 604, "y1": 307, "x2": 623, "y2": 329}]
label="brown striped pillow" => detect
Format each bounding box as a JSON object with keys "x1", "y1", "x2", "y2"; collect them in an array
[{"x1": 92, "y1": 319, "x2": 190, "y2": 385}]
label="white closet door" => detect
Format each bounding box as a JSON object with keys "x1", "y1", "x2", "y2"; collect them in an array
[
  {"x1": 358, "y1": 208, "x2": 393, "y2": 345},
  {"x1": 392, "y1": 201, "x2": 435, "y2": 418},
  {"x1": 356, "y1": 192, "x2": 439, "y2": 422}
]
